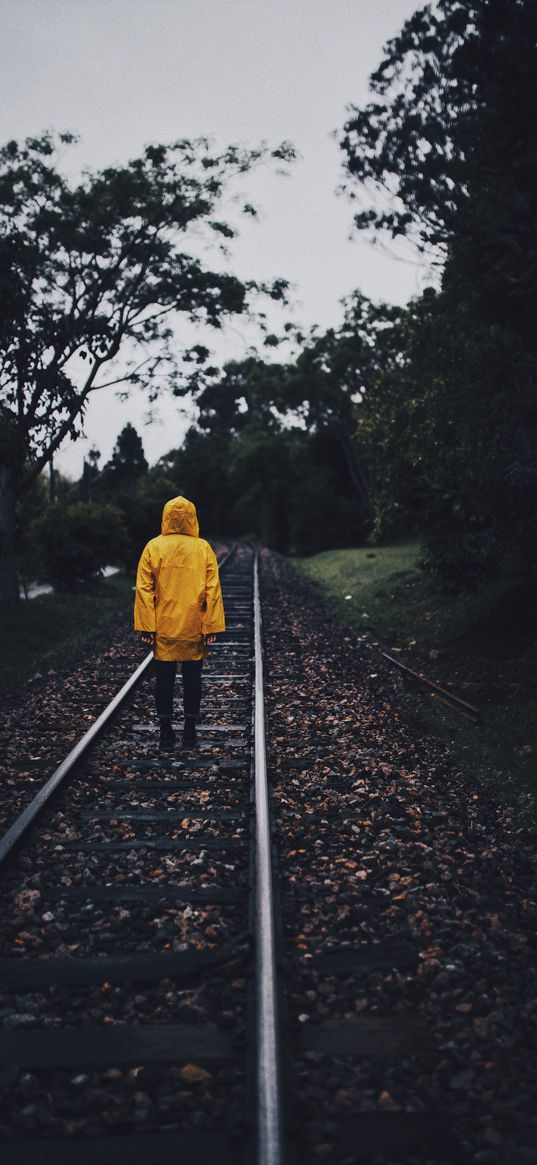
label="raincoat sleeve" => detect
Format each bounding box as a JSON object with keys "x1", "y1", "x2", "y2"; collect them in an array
[
  {"x1": 201, "y1": 544, "x2": 225, "y2": 635},
  {"x1": 134, "y1": 543, "x2": 157, "y2": 632}
]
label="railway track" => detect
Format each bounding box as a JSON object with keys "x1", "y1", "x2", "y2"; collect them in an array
[
  {"x1": 0, "y1": 542, "x2": 284, "y2": 1164},
  {"x1": 1, "y1": 543, "x2": 532, "y2": 1163}
]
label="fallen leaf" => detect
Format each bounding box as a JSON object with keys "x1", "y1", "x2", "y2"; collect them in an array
[{"x1": 179, "y1": 1063, "x2": 212, "y2": 1083}]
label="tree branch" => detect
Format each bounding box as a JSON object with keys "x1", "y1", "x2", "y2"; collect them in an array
[
  {"x1": 19, "y1": 358, "x2": 103, "y2": 491},
  {"x1": 91, "y1": 354, "x2": 156, "y2": 391}
]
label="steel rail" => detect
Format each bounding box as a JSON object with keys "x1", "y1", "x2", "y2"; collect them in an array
[
  {"x1": 0, "y1": 651, "x2": 153, "y2": 868},
  {"x1": 0, "y1": 545, "x2": 235, "y2": 870},
  {"x1": 253, "y1": 548, "x2": 284, "y2": 1165},
  {"x1": 380, "y1": 650, "x2": 481, "y2": 721}
]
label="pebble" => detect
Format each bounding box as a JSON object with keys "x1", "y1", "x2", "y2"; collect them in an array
[
  {"x1": 3, "y1": 1014, "x2": 38, "y2": 1029},
  {"x1": 261, "y1": 549, "x2": 537, "y2": 1164},
  {"x1": 0, "y1": 546, "x2": 535, "y2": 1160}
]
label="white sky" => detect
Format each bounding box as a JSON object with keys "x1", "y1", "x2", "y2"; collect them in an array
[{"x1": 1, "y1": 0, "x2": 428, "y2": 477}]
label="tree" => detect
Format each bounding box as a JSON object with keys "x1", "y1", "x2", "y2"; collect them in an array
[
  {"x1": 158, "y1": 427, "x2": 234, "y2": 538},
  {"x1": 339, "y1": 0, "x2": 537, "y2": 584},
  {"x1": 0, "y1": 131, "x2": 294, "y2": 600},
  {"x1": 402, "y1": 292, "x2": 537, "y2": 585},
  {"x1": 277, "y1": 293, "x2": 404, "y2": 526},
  {"x1": 185, "y1": 297, "x2": 404, "y2": 532},
  {"x1": 340, "y1": 1, "x2": 484, "y2": 254},
  {"x1": 121, "y1": 469, "x2": 180, "y2": 567},
  {"x1": 80, "y1": 445, "x2": 101, "y2": 502},
  {"x1": 340, "y1": 0, "x2": 537, "y2": 339},
  {"x1": 165, "y1": 340, "x2": 381, "y2": 553},
  {"x1": 99, "y1": 423, "x2": 148, "y2": 492}
]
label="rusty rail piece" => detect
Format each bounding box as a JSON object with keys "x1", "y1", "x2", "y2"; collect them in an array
[
  {"x1": 0, "y1": 545, "x2": 236, "y2": 870},
  {"x1": 380, "y1": 650, "x2": 481, "y2": 722}
]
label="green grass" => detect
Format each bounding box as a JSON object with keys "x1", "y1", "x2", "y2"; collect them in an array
[
  {"x1": 0, "y1": 574, "x2": 135, "y2": 690},
  {"x1": 294, "y1": 542, "x2": 537, "y2": 831}
]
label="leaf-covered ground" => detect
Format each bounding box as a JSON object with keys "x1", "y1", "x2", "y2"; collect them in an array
[
  {"x1": 262, "y1": 549, "x2": 537, "y2": 1164},
  {"x1": 0, "y1": 547, "x2": 251, "y2": 1145},
  {"x1": 0, "y1": 547, "x2": 535, "y2": 1161},
  {"x1": 295, "y1": 544, "x2": 537, "y2": 830}
]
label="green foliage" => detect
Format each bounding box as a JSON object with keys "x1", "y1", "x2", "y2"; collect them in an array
[
  {"x1": 30, "y1": 501, "x2": 127, "y2": 589},
  {"x1": 158, "y1": 429, "x2": 232, "y2": 537},
  {"x1": 180, "y1": 300, "x2": 406, "y2": 544},
  {"x1": 279, "y1": 293, "x2": 404, "y2": 526},
  {"x1": 94, "y1": 423, "x2": 152, "y2": 566},
  {"x1": 160, "y1": 406, "x2": 365, "y2": 555},
  {"x1": 294, "y1": 542, "x2": 421, "y2": 634},
  {"x1": 76, "y1": 424, "x2": 188, "y2": 567},
  {"x1": 120, "y1": 470, "x2": 181, "y2": 566},
  {"x1": 0, "y1": 130, "x2": 294, "y2": 599},
  {"x1": 14, "y1": 471, "x2": 48, "y2": 592},
  {"x1": 338, "y1": 0, "x2": 537, "y2": 588},
  {"x1": 79, "y1": 446, "x2": 101, "y2": 502},
  {"x1": 341, "y1": 0, "x2": 537, "y2": 309},
  {"x1": 99, "y1": 423, "x2": 148, "y2": 489}
]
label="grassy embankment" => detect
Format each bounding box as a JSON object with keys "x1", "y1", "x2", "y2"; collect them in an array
[
  {"x1": 294, "y1": 542, "x2": 537, "y2": 830},
  {"x1": 0, "y1": 574, "x2": 134, "y2": 690}
]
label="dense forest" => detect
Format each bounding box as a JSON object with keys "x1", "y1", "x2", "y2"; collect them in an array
[{"x1": 2, "y1": 0, "x2": 537, "y2": 595}]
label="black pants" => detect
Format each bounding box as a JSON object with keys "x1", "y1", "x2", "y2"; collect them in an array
[{"x1": 154, "y1": 659, "x2": 203, "y2": 719}]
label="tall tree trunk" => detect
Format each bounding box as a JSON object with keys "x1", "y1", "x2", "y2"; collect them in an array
[
  {"x1": 0, "y1": 467, "x2": 20, "y2": 603},
  {"x1": 330, "y1": 420, "x2": 375, "y2": 523},
  {"x1": 49, "y1": 454, "x2": 56, "y2": 502}
]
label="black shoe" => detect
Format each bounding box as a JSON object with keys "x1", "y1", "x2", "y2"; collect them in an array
[
  {"x1": 182, "y1": 716, "x2": 198, "y2": 748},
  {"x1": 159, "y1": 719, "x2": 175, "y2": 752}
]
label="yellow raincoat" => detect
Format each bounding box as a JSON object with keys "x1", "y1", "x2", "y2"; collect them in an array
[{"x1": 134, "y1": 496, "x2": 225, "y2": 661}]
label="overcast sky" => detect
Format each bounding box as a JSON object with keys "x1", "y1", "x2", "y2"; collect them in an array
[{"x1": 1, "y1": 0, "x2": 427, "y2": 477}]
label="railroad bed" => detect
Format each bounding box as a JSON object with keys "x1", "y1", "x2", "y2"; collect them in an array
[
  {"x1": 1, "y1": 545, "x2": 537, "y2": 1164},
  {"x1": 0, "y1": 543, "x2": 270, "y2": 1164},
  {"x1": 260, "y1": 550, "x2": 537, "y2": 1165}
]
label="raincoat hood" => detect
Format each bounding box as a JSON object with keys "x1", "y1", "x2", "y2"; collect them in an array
[{"x1": 161, "y1": 496, "x2": 199, "y2": 537}]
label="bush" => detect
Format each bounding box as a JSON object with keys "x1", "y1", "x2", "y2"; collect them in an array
[{"x1": 30, "y1": 501, "x2": 128, "y2": 590}]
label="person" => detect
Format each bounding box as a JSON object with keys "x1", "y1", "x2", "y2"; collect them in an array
[{"x1": 134, "y1": 495, "x2": 225, "y2": 751}]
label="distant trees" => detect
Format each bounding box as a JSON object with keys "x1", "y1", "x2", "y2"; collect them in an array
[
  {"x1": 80, "y1": 446, "x2": 101, "y2": 503},
  {"x1": 28, "y1": 421, "x2": 177, "y2": 586},
  {"x1": 166, "y1": 321, "x2": 406, "y2": 552},
  {"x1": 280, "y1": 293, "x2": 404, "y2": 525},
  {"x1": 0, "y1": 131, "x2": 293, "y2": 601},
  {"x1": 163, "y1": 420, "x2": 364, "y2": 555},
  {"x1": 99, "y1": 423, "x2": 148, "y2": 491}
]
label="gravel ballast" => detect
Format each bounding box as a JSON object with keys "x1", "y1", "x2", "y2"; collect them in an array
[{"x1": 260, "y1": 549, "x2": 537, "y2": 1165}]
